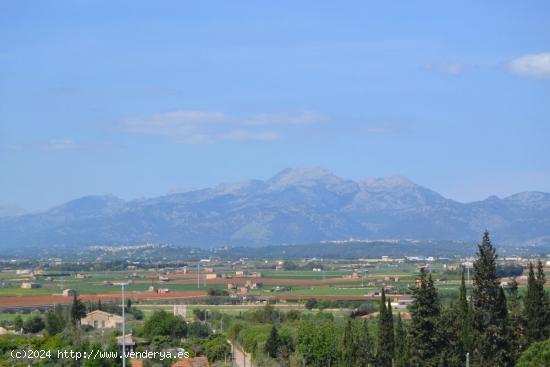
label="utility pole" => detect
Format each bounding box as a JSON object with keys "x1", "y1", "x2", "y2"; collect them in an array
[
  {"x1": 466, "y1": 352, "x2": 470, "y2": 367},
  {"x1": 115, "y1": 282, "x2": 129, "y2": 367},
  {"x1": 197, "y1": 263, "x2": 200, "y2": 289}
]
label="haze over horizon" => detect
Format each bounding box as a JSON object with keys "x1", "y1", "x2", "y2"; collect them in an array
[{"x1": 1, "y1": 1, "x2": 549, "y2": 211}]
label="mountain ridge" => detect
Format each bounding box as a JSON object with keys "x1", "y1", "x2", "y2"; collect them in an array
[{"x1": 1, "y1": 168, "x2": 549, "y2": 248}]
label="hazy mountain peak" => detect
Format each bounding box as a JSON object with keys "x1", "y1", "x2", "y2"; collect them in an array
[
  {"x1": 267, "y1": 167, "x2": 342, "y2": 189},
  {"x1": 360, "y1": 175, "x2": 416, "y2": 189},
  {"x1": 214, "y1": 180, "x2": 264, "y2": 195},
  {"x1": 50, "y1": 194, "x2": 125, "y2": 214},
  {"x1": 1, "y1": 168, "x2": 549, "y2": 248}
]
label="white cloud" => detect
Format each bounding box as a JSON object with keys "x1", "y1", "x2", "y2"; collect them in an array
[
  {"x1": 424, "y1": 63, "x2": 466, "y2": 76},
  {"x1": 122, "y1": 110, "x2": 319, "y2": 144},
  {"x1": 509, "y1": 52, "x2": 550, "y2": 78}
]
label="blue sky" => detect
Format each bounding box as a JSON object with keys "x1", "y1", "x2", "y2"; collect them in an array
[{"x1": 1, "y1": 1, "x2": 549, "y2": 211}]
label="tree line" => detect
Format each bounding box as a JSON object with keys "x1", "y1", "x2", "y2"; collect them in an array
[{"x1": 262, "y1": 232, "x2": 550, "y2": 366}]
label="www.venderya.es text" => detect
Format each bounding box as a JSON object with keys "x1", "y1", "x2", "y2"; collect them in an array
[{"x1": 11, "y1": 349, "x2": 190, "y2": 361}]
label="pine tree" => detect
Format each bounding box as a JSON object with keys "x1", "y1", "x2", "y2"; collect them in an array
[
  {"x1": 394, "y1": 313, "x2": 408, "y2": 367},
  {"x1": 265, "y1": 324, "x2": 280, "y2": 359},
  {"x1": 377, "y1": 288, "x2": 395, "y2": 366},
  {"x1": 409, "y1": 267, "x2": 440, "y2": 367},
  {"x1": 471, "y1": 231, "x2": 510, "y2": 366},
  {"x1": 97, "y1": 298, "x2": 102, "y2": 311}
]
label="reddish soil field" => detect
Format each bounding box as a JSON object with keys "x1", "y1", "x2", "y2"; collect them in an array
[{"x1": 0, "y1": 291, "x2": 207, "y2": 308}]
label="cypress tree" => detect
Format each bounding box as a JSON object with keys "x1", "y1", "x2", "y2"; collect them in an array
[
  {"x1": 394, "y1": 313, "x2": 408, "y2": 367},
  {"x1": 265, "y1": 324, "x2": 280, "y2": 358},
  {"x1": 70, "y1": 295, "x2": 86, "y2": 326},
  {"x1": 536, "y1": 260, "x2": 550, "y2": 338},
  {"x1": 341, "y1": 320, "x2": 355, "y2": 366},
  {"x1": 458, "y1": 267, "x2": 473, "y2": 356},
  {"x1": 409, "y1": 267, "x2": 440, "y2": 367},
  {"x1": 507, "y1": 278, "x2": 526, "y2": 364},
  {"x1": 377, "y1": 288, "x2": 395, "y2": 366},
  {"x1": 524, "y1": 261, "x2": 548, "y2": 343},
  {"x1": 356, "y1": 319, "x2": 373, "y2": 367},
  {"x1": 496, "y1": 286, "x2": 512, "y2": 365}
]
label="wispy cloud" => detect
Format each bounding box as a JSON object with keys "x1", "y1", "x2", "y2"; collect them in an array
[
  {"x1": 1, "y1": 139, "x2": 77, "y2": 152},
  {"x1": 1, "y1": 139, "x2": 117, "y2": 152},
  {"x1": 424, "y1": 63, "x2": 466, "y2": 76},
  {"x1": 363, "y1": 126, "x2": 401, "y2": 134},
  {"x1": 244, "y1": 110, "x2": 323, "y2": 125},
  {"x1": 508, "y1": 52, "x2": 550, "y2": 79},
  {"x1": 121, "y1": 110, "x2": 322, "y2": 143}
]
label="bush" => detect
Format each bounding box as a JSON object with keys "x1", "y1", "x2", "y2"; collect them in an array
[
  {"x1": 516, "y1": 338, "x2": 550, "y2": 367},
  {"x1": 304, "y1": 299, "x2": 318, "y2": 310},
  {"x1": 188, "y1": 321, "x2": 211, "y2": 338},
  {"x1": 23, "y1": 315, "x2": 45, "y2": 333},
  {"x1": 202, "y1": 334, "x2": 231, "y2": 362}
]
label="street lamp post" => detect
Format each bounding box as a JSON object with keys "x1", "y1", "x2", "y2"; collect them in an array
[{"x1": 115, "y1": 282, "x2": 129, "y2": 367}]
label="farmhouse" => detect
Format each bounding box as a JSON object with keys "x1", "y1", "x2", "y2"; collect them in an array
[
  {"x1": 21, "y1": 282, "x2": 41, "y2": 289},
  {"x1": 205, "y1": 273, "x2": 222, "y2": 280},
  {"x1": 81, "y1": 310, "x2": 123, "y2": 329}
]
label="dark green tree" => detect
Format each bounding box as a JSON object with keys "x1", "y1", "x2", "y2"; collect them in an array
[
  {"x1": 471, "y1": 231, "x2": 510, "y2": 366},
  {"x1": 524, "y1": 261, "x2": 548, "y2": 343},
  {"x1": 23, "y1": 315, "x2": 45, "y2": 333},
  {"x1": 394, "y1": 313, "x2": 409, "y2": 367},
  {"x1": 377, "y1": 288, "x2": 395, "y2": 366},
  {"x1": 45, "y1": 307, "x2": 65, "y2": 335},
  {"x1": 536, "y1": 260, "x2": 550, "y2": 338},
  {"x1": 507, "y1": 277, "x2": 526, "y2": 364},
  {"x1": 305, "y1": 298, "x2": 318, "y2": 310},
  {"x1": 265, "y1": 324, "x2": 280, "y2": 359},
  {"x1": 143, "y1": 310, "x2": 187, "y2": 339},
  {"x1": 70, "y1": 295, "x2": 87, "y2": 326},
  {"x1": 437, "y1": 304, "x2": 464, "y2": 367},
  {"x1": 457, "y1": 266, "x2": 473, "y2": 358},
  {"x1": 340, "y1": 320, "x2": 355, "y2": 366},
  {"x1": 356, "y1": 320, "x2": 374, "y2": 367},
  {"x1": 409, "y1": 267, "x2": 441, "y2": 367},
  {"x1": 13, "y1": 315, "x2": 23, "y2": 331}
]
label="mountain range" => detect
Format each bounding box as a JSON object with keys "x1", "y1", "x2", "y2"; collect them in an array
[{"x1": 1, "y1": 167, "x2": 550, "y2": 248}]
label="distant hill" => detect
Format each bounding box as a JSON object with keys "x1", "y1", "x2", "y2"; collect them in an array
[{"x1": 1, "y1": 167, "x2": 549, "y2": 248}]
